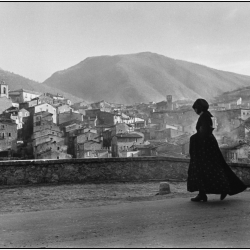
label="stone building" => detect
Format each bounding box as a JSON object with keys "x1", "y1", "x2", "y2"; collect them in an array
[
  {"x1": 2, "y1": 107, "x2": 30, "y2": 132},
  {"x1": 155, "y1": 128, "x2": 184, "y2": 140},
  {"x1": 21, "y1": 102, "x2": 57, "y2": 141},
  {"x1": 0, "y1": 118, "x2": 17, "y2": 152},
  {"x1": 22, "y1": 102, "x2": 57, "y2": 125},
  {"x1": 139, "y1": 124, "x2": 159, "y2": 140},
  {"x1": 56, "y1": 104, "x2": 72, "y2": 115},
  {"x1": 46, "y1": 93, "x2": 71, "y2": 106},
  {"x1": 90, "y1": 100, "x2": 112, "y2": 112},
  {"x1": 102, "y1": 123, "x2": 132, "y2": 149},
  {"x1": 58, "y1": 110, "x2": 83, "y2": 125},
  {"x1": 0, "y1": 97, "x2": 13, "y2": 114},
  {"x1": 150, "y1": 108, "x2": 198, "y2": 136},
  {"x1": 155, "y1": 95, "x2": 174, "y2": 112},
  {"x1": 35, "y1": 141, "x2": 70, "y2": 160},
  {"x1": 156, "y1": 101, "x2": 169, "y2": 112},
  {"x1": 111, "y1": 132, "x2": 144, "y2": 157},
  {"x1": 212, "y1": 109, "x2": 250, "y2": 134},
  {"x1": 72, "y1": 129, "x2": 106, "y2": 158},
  {"x1": 31, "y1": 94, "x2": 54, "y2": 106},
  {"x1": 74, "y1": 140, "x2": 104, "y2": 158},
  {"x1": 220, "y1": 143, "x2": 250, "y2": 164},
  {"x1": 32, "y1": 111, "x2": 69, "y2": 159},
  {"x1": 130, "y1": 144, "x2": 157, "y2": 156},
  {"x1": 9, "y1": 89, "x2": 41, "y2": 103}
]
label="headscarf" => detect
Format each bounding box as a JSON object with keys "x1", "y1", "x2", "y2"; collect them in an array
[{"x1": 192, "y1": 99, "x2": 213, "y2": 117}]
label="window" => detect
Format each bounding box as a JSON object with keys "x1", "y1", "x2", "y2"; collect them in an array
[{"x1": 9, "y1": 133, "x2": 11, "y2": 137}]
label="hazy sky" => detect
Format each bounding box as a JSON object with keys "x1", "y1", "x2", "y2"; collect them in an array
[{"x1": 1, "y1": 2, "x2": 250, "y2": 82}]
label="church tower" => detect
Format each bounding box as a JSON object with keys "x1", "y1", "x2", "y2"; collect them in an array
[
  {"x1": 0, "y1": 80, "x2": 9, "y2": 98},
  {"x1": 166, "y1": 95, "x2": 172, "y2": 103}
]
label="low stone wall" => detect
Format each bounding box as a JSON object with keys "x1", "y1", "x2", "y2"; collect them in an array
[{"x1": 0, "y1": 157, "x2": 250, "y2": 186}]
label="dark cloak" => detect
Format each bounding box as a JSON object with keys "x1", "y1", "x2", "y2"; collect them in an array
[{"x1": 187, "y1": 110, "x2": 247, "y2": 195}]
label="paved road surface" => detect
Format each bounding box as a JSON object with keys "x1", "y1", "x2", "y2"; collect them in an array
[{"x1": 1, "y1": 191, "x2": 250, "y2": 248}]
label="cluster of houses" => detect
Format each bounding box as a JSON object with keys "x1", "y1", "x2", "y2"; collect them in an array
[{"x1": 1, "y1": 79, "x2": 250, "y2": 163}]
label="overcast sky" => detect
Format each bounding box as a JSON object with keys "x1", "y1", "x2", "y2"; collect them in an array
[{"x1": 1, "y1": 2, "x2": 250, "y2": 82}]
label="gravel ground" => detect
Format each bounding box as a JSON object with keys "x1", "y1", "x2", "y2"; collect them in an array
[{"x1": 0, "y1": 182, "x2": 194, "y2": 214}]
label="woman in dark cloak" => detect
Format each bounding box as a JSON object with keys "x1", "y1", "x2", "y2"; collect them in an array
[{"x1": 187, "y1": 99, "x2": 247, "y2": 202}]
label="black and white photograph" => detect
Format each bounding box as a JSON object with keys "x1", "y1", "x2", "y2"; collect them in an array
[{"x1": 0, "y1": 1, "x2": 250, "y2": 248}]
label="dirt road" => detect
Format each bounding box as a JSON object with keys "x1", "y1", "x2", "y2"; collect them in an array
[
  {"x1": 0, "y1": 182, "x2": 189, "y2": 213},
  {"x1": 0, "y1": 186, "x2": 250, "y2": 248}
]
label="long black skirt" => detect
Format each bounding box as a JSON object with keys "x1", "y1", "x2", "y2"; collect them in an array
[{"x1": 187, "y1": 133, "x2": 247, "y2": 195}]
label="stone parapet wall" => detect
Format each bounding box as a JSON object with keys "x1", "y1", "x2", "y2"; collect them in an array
[{"x1": 0, "y1": 157, "x2": 250, "y2": 186}]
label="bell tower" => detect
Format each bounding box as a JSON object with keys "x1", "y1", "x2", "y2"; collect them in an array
[
  {"x1": 0, "y1": 80, "x2": 9, "y2": 98},
  {"x1": 166, "y1": 95, "x2": 172, "y2": 103}
]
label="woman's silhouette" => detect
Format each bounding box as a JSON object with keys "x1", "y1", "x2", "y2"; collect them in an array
[{"x1": 187, "y1": 99, "x2": 247, "y2": 202}]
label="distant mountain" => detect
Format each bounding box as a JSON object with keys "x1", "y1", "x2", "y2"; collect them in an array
[
  {"x1": 0, "y1": 69, "x2": 83, "y2": 103},
  {"x1": 42, "y1": 52, "x2": 250, "y2": 105}
]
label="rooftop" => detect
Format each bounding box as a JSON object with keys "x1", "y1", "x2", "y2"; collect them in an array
[
  {"x1": 59, "y1": 119, "x2": 83, "y2": 128},
  {"x1": 169, "y1": 134, "x2": 190, "y2": 145},
  {"x1": 34, "y1": 111, "x2": 53, "y2": 117},
  {"x1": 9, "y1": 89, "x2": 42, "y2": 95},
  {"x1": 116, "y1": 133, "x2": 143, "y2": 138},
  {"x1": 131, "y1": 144, "x2": 157, "y2": 149}
]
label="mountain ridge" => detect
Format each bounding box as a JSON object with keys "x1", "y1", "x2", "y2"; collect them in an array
[
  {"x1": 42, "y1": 52, "x2": 250, "y2": 105},
  {"x1": 1, "y1": 52, "x2": 250, "y2": 106}
]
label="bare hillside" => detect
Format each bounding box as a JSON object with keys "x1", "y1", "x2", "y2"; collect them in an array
[{"x1": 42, "y1": 52, "x2": 250, "y2": 104}]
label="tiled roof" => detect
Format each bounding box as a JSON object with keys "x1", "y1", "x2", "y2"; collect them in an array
[
  {"x1": 9, "y1": 89, "x2": 42, "y2": 95},
  {"x1": 0, "y1": 118, "x2": 16, "y2": 125},
  {"x1": 19, "y1": 108, "x2": 29, "y2": 112},
  {"x1": 34, "y1": 111, "x2": 52, "y2": 117},
  {"x1": 147, "y1": 140, "x2": 169, "y2": 148},
  {"x1": 5, "y1": 106, "x2": 18, "y2": 112},
  {"x1": 95, "y1": 124, "x2": 113, "y2": 128},
  {"x1": 59, "y1": 119, "x2": 83, "y2": 127},
  {"x1": 131, "y1": 144, "x2": 157, "y2": 149},
  {"x1": 116, "y1": 133, "x2": 143, "y2": 138}
]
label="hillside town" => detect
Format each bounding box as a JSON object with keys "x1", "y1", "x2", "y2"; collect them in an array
[{"x1": 0, "y1": 79, "x2": 250, "y2": 163}]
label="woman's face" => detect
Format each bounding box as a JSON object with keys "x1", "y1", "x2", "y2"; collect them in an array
[{"x1": 194, "y1": 108, "x2": 200, "y2": 115}]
